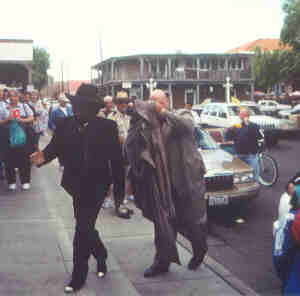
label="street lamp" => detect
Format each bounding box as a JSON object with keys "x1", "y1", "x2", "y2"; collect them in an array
[
  {"x1": 223, "y1": 76, "x2": 233, "y2": 104},
  {"x1": 146, "y1": 77, "x2": 157, "y2": 96}
]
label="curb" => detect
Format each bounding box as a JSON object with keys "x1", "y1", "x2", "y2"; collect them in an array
[{"x1": 177, "y1": 234, "x2": 260, "y2": 296}]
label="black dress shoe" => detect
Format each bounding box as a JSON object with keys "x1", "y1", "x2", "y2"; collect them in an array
[
  {"x1": 188, "y1": 253, "x2": 205, "y2": 270},
  {"x1": 64, "y1": 279, "x2": 85, "y2": 293},
  {"x1": 97, "y1": 258, "x2": 107, "y2": 278},
  {"x1": 144, "y1": 261, "x2": 170, "y2": 278}
]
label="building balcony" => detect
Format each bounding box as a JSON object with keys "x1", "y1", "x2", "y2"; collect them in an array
[{"x1": 101, "y1": 69, "x2": 252, "y2": 85}]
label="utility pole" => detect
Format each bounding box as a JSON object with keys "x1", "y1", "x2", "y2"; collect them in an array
[{"x1": 61, "y1": 61, "x2": 64, "y2": 93}]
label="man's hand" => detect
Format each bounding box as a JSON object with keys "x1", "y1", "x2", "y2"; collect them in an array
[
  {"x1": 155, "y1": 101, "x2": 167, "y2": 114},
  {"x1": 30, "y1": 151, "x2": 45, "y2": 166}
]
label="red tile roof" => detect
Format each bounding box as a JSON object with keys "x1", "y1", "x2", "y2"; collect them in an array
[
  {"x1": 53, "y1": 80, "x2": 91, "y2": 95},
  {"x1": 227, "y1": 39, "x2": 290, "y2": 53}
]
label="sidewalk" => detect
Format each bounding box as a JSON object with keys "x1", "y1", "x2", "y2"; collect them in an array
[{"x1": 0, "y1": 161, "x2": 260, "y2": 296}]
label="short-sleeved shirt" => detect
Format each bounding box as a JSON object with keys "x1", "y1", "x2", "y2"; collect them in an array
[{"x1": 0, "y1": 102, "x2": 33, "y2": 121}]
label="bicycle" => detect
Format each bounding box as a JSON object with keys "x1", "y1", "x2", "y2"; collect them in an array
[{"x1": 257, "y1": 136, "x2": 279, "y2": 187}]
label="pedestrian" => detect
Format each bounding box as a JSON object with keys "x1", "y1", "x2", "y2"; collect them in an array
[
  {"x1": 225, "y1": 108, "x2": 263, "y2": 181},
  {"x1": 0, "y1": 88, "x2": 7, "y2": 180},
  {"x1": 30, "y1": 83, "x2": 125, "y2": 293},
  {"x1": 183, "y1": 99, "x2": 201, "y2": 125},
  {"x1": 125, "y1": 89, "x2": 207, "y2": 277},
  {"x1": 29, "y1": 91, "x2": 49, "y2": 149},
  {"x1": 97, "y1": 95, "x2": 114, "y2": 118},
  {"x1": 0, "y1": 89, "x2": 34, "y2": 190},
  {"x1": 48, "y1": 93, "x2": 73, "y2": 171},
  {"x1": 273, "y1": 185, "x2": 300, "y2": 295},
  {"x1": 107, "y1": 91, "x2": 133, "y2": 219},
  {"x1": 48, "y1": 93, "x2": 73, "y2": 132}
]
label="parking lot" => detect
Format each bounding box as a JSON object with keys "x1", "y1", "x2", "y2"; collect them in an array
[{"x1": 207, "y1": 134, "x2": 300, "y2": 295}]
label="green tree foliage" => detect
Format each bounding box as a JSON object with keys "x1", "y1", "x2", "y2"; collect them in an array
[
  {"x1": 281, "y1": 0, "x2": 300, "y2": 50},
  {"x1": 254, "y1": 47, "x2": 300, "y2": 90},
  {"x1": 254, "y1": 48, "x2": 284, "y2": 91},
  {"x1": 32, "y1": 47, "x2": 50, "y2": 91}
]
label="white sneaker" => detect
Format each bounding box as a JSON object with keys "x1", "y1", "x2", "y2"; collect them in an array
[
  {"x1": 22, "y1": 183, "x2": 31, "y2": 190},
  {"x1": 8, "y1": 183, "x2": 17, "y2": 190}
]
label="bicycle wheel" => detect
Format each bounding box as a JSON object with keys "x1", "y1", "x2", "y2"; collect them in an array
[{"x1": 258, "y1": 153, "x2": 278, "y2": 187}]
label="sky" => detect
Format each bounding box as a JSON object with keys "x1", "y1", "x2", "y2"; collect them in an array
[{"x1": 0, "y1": 0, "x2": 285, "y2": 81}]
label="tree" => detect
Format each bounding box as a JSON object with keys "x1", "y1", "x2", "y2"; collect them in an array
[
  {"x1": 254, "y1": 48, "x2": 285, "y2": 91},
  {"x1": 281, "y1": 0, "x2": 300, "y2": 50},
  {"x1": 32, "y1": 47, "x2": 50, "y2": 91}
]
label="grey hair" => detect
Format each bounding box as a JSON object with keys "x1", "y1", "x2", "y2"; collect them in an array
[{"x1": 104, "y1": 96, "x2": 113, "y2": 103}]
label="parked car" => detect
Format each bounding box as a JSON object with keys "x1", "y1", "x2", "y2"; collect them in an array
[
  {"x1": 195, "y1": 127, "x2": 260, "y2": 207},
  {"x1": 258, "y1": 100, "x2": 291, "y2": 115},
  {"x1": 241, "y1": 103, "x2": 299, "y2": 134},
  {"x1": 200, "y1": 103, "x2": 280, "y2": 146}
]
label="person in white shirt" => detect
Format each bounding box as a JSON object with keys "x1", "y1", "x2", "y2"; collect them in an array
[{"x1": 0, "y1": 89, "x2": 34, "y2": 190}]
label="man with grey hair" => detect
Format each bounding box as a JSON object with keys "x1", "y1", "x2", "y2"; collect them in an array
[
  {"x1": 125, "y1": 89, "x2": 207, "y2": 277},
  {"x1": 97, "y1": 95, "x2": 114, "y2": 118}
]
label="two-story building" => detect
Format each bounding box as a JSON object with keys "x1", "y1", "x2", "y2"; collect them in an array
[{"x1": 91, "y1": 53, "x2": 254, "y2": 109}]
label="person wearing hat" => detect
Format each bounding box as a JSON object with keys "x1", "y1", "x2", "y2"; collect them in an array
[
  {"x1": 48, "y1": 93, "x2": 73, "y2": 132},
  {"x1": 225, "y1": 107, "x2": 263, "y2": 181},
  {"x1": 107, "y1": 90, "x2": 134, "y2": 218},
  {"x1": 108, "y1": 91, "x2": 130, "y2": 144},
  {"x1": 30, "y1": 83, "x2": 125, "y2": 293}
]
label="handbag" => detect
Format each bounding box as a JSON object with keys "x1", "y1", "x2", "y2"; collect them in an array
[{"x1": 9, "y1": 120, "x2": 27, "y2": 147}]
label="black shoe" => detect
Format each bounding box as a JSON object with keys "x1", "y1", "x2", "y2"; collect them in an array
[
  {"x1": 144, "y1": 261, "x2": 170, "y2": 278},
  {"x1": 64, "y1": 279, "x2": 85, "y2": 294},
  {"x1": 97, "y1": 258, "x2": 107, "y2": 278},
  {"x1": 188, "y1": 253, "x2": 205, "y2": 270}
]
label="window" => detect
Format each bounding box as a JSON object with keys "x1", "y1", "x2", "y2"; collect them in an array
[
  {"x1": 219, "y1": 110, "x2": 227, "y2": 118},
  {"x1": 210, "y1": 105, "x2": 219, "y2": 116}
]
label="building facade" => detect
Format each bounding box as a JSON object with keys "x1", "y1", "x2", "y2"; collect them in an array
[
  {"x1": 92, "y1": 53, "x2": 254, "y2": 109},
  {"x1": 0, "y1": 39, "x2": 33, "y2": 90}
]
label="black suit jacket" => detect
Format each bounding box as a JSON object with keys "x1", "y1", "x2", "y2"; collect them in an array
[{"x1": 43, "y1": 116, "x2": 125, "y2": 206}]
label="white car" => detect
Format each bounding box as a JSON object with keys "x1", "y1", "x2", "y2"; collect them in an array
[
  {"x1": 258, "y1": 100, "x2": 291, "y2": 114},
  {"x1": 278, "y1": 104, "x2": 300, "y2": 118},
  {"x1": 200, "y1": 102, "x2": 281, "y2": 145},
  {"x1": 241, "y1": 103, "x2": 298, "y2": 133}
]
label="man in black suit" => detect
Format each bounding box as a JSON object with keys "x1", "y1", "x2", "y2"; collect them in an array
[{"x1": 30, "y1": 84, "x2": 125, "y2": 293}]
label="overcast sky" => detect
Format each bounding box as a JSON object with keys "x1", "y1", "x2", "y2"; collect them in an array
[{"x1": 0, "y1": 0, "x2": 284, "y2": 81}]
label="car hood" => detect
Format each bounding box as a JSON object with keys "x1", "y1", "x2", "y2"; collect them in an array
[{"x1": 199, "y1": 148, "x2": 251, "y2": 175}]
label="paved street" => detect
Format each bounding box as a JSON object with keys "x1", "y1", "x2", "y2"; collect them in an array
[
  {"x1": 207, "y1": 134, "x2": 300, "y2": 296},
  {"x1": 1, "y1": 133, "x2": 298, "y2": 295},
  {"x1": 0, "y1": 137, "x2": 256, "y2": 296}
]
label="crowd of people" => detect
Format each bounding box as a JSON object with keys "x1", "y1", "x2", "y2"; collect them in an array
[{"x1": 0, "y1": 88, "x2": 73, "y2": 190}]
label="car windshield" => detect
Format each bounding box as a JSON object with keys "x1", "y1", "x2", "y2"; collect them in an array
[
  {"x1": 243, "y1": 106, "x2": 263, "y2": 115},
  {"x1": 195, "y1": 127, "x2": 218, "y2": 150},
  {"x1": 227, "y1": 106, "x2": 240, "y2": 116}
]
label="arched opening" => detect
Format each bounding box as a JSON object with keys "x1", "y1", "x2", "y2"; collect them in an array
[{"x1": 0, "y1": 63, "x2": 29, "y2": 89}]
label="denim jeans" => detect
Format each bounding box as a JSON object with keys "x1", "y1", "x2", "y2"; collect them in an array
[{"x1": 238, "y1": 154, "x2": 260, "y2": 181}]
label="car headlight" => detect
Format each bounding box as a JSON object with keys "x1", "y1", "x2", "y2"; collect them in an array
[{"x1": 234, "y1": 172, "x2": 254, "y2": 184}]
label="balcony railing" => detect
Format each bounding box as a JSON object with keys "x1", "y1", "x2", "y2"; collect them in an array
[{"x1": 101, "y1": 69, "x2": 252, "y2": 84}]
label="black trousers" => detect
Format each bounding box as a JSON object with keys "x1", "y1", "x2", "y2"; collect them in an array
[
  {"x1": 4, "y1": 147, "x2": 31, "y2": 184},
  {"x1": 71, "y1": 190, "x2": 107, "y2": 283}
]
